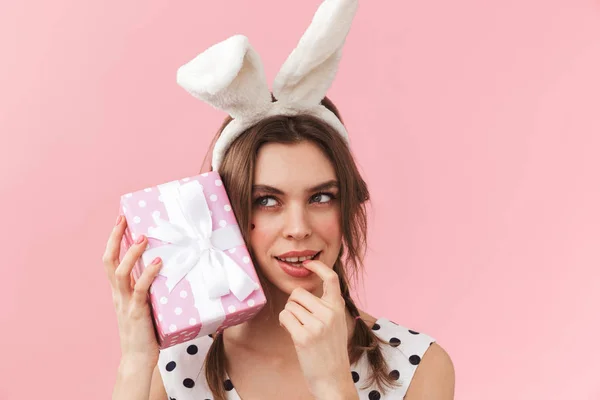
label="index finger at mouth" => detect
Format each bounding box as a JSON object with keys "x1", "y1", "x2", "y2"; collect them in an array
[{"x1": 301, "y1": 259, "x2": 341, "y2": 300}]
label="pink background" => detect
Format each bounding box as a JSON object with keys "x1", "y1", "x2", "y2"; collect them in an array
[{"x1": 1, "y1": 0, "x2": 599, "y2": 398}]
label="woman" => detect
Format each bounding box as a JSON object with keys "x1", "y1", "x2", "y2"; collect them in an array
[{"x1": 105, "y1": 1, "x2": 455, "y2": 399}]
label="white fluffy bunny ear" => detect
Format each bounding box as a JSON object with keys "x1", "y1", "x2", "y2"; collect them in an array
[
  {"x1": 273, "y1": 0, "x2": 359, "y2": 107},
  {"x1": 176, "y1": 0, "x2": 358, "y2": 171},
  {"x1": 176, "y1": 35, "x2": 272, "y2": 119}
]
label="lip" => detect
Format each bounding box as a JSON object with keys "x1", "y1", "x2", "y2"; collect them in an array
[
  {"x1": 275, "y1": 252, "x2": 321, "y2": 278},
  {"x1": 275, "y1": 250, "x2": 320, "y2": 258}
]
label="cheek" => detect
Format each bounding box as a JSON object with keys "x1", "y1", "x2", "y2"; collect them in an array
[
  {"x1": 249, "y1": 215, "x2": 278, "y2": 253},
  {"x1": 313, "y1": 212, "x2": 342, "y2": 241}
]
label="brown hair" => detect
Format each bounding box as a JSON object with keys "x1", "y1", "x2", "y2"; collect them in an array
[{"x1": 201, "y1": 96, "x2": 401, "y2": 398}]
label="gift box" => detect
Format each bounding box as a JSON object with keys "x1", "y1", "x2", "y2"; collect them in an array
[{"x1": 120, "y1": 172, "x2": 267, "y2": 349}]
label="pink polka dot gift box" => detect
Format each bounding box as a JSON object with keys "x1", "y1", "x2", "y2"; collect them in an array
[{"x1": 119, "y1": 172, "x2": 267, "y2": 349}]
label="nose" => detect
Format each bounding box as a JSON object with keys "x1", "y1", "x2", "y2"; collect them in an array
[{"x1": 283, "y1": 203, "x2": 312, "y2": 240}]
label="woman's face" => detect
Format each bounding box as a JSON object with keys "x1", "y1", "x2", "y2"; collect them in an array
[{"x1": 249, "y1": 141, "x2": 342, "y2": 296}]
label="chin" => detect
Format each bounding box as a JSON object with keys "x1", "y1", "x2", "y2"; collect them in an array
[{"x1": 267, "y1": 278, "x2": 322, "y2": 298}]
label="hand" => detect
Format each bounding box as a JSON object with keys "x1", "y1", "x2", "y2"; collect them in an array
[
  {"x1": 103, "y1": 215, "x2": 163, "y2": 369},
  {"x1": 279, "y1": 259, "x2": 358, "y2": 399}
]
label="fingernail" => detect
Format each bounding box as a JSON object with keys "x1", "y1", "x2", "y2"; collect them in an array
[
  {"x1": 151, "y1": 257, "x2": 161, "y2": 264},
  {"x1": 115, "y1": 215, "x2": 122, "y2": 226},
  {"x1": 135, "y1": 235, "x2": 146, "y2": 244}
]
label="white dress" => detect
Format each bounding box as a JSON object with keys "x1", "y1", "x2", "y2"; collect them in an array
[{"x1": 158, "y1": 318, "x2": 436, "y2": 399}]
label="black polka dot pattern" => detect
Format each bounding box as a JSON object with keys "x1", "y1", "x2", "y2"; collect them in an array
[
  {"x1": 409, "y1": 355, "x2": 421, "y2": 365},
  {"x1": 389, "y1": 337, "x2": 401, "y2": 347},
  {"x1": 183, "y1": 378, "x2": 195, "y2": 388},
  {"x1": 352, "y1": 371, "x2": 360, "y2": 383},
  {"x1": 224, "y1": 379, "x2": 234, "y2": 391},
  {"x1": 408, "y1": 329, "x2": 420, "y2": 335},
  {"x1": 165, "y1": 361, "x2": 176, "y2": 372},
  {"x1": 372, "y1": 323, "x2": 381, "y2": 331},
  {"x1": 368, "y1": 390, "x2": 381, "y2": 400},
  {"x1": 187, "y1": 345, "x2": 198, "y2": 355},
  {"x1": 389, "y1": 369, "x2": 400, "y2": 380}
]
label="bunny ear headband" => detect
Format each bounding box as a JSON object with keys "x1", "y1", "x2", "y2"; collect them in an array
[{"x1": 176, "y1": 0, "x2": 359, "y2": 171}]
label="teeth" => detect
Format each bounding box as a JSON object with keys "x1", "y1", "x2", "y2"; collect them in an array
[{"x1": 277, "y1": 253, "x2": 318, "y2": 263}]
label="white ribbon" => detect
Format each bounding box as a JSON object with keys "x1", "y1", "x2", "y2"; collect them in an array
[{"x1": 142, "y1": 180, "x2": 258, "y2": 302}]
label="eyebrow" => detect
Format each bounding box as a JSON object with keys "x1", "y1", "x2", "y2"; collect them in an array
[{"x1": 252, "y1": 179, "x2": 339, "y2": 195}]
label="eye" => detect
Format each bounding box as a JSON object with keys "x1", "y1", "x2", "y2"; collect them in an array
[
  {"x1": 256, "y1": 196, "x2": 278, "y2": 208},
  {"x1": 311, "y1": 192, "x2": 335, "y2": 203}
]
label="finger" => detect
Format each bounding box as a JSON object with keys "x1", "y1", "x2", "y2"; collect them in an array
[
  {"x1": 114, "y1": 234, "x2": 147, "y2": 295},
  {"x1": 103, "y1": 215, "x2": 127, "y2": 283},
  {"x1": 132, "y1": 257, "x2": 163, "y2": 306},
  {"x1": 279, "y1": 309, "x2": 305, "y2": 341},
  {"x1": 284, "y1": 300, "x2": 320, "y2": 327},
  {"x1": 301, "y1": 259, "x2": 342, "y2": 301},
  {"x1": 288, "y1": 287, "x2": 326, "y2": 315}
]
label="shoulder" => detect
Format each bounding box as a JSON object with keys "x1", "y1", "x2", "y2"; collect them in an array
[
  {"x1": 361, "y1": 318, "x2": 454, "y2": 399},
  {"x1": 404, "y1": 342, "x2": 455, "y2": 399}
]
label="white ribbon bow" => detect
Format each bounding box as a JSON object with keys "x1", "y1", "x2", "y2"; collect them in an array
[{"x1": 143, "y1": 180, "x2": 258, "y2": 302}]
